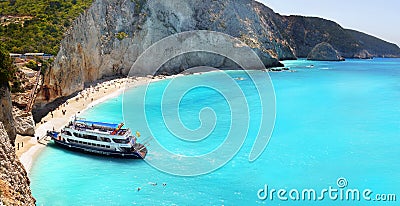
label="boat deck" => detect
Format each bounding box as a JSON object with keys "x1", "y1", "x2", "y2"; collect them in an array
[{"x1": 67, "y1": 119, "x2": 129, "y2": 136}]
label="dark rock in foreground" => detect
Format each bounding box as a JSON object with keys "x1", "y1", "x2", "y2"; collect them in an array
[
  {"x1": 0, "y1": 123, "x2": 36, "y2": 206},
  {"x1": 0, "y1": 83, "x2": 35, "y2": 205},
  {"x1": 0, "y1": 83, "x2": 16, "y2": 145}
]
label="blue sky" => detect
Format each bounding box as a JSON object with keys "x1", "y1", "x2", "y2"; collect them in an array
[{"x1": 257, "y1": 0, "x2": 400, "y2": 46}]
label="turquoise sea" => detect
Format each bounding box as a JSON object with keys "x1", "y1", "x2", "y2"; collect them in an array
[{"x1": 30, "y1": 59, "x2": 400, "y2": 205}]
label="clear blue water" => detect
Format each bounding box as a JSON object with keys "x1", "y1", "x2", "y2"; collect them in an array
[{"x1": 30, "y1": 58, "x2": 400, "y2": 205}]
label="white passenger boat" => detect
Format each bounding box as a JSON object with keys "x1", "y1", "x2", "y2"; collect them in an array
[{"x1": 48, "y1": 118, "x2": 147, "y2": 159}]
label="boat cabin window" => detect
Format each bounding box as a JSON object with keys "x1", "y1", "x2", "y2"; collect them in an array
[
  {"x1": 63, "y1": 131, "x2": 72, "y2": 136},
  {"x1": 74, "y1": 132, "x2": 98, "y2": 141},
  {"x1": 113, "y1": 138, "x2": 130, "y2": 144},
  {"x1": 100, "y1": 137, "x2": 111, "y2": 142},
  {"x1": 85, "y1": 135, "x2": 97, "y2": 140}
]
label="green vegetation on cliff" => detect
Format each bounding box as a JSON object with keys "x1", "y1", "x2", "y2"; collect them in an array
[
  {"x1": 0, "y1": 0, "x2": 93, "y2": 55},
  {"x1": 0, "y1": 44, "x2": 14, "y2": 85},
  {"x1": 0, "y1": 44, "x2": 26, "y2": 92}
]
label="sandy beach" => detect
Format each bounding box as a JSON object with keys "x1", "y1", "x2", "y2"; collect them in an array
[{"x1": 15, "y1": 75, "x2": 175, "y2": 174}]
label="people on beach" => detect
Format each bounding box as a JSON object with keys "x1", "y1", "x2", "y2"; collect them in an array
[{"x1": 19, "y1": 76, "x2": 149, "y2": 173}]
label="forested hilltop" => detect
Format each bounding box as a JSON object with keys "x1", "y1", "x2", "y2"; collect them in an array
[{"x1": 0, "y1": 0, "x2": 93, "y2": 55}]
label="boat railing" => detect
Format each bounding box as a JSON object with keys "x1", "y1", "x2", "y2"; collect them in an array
[
  {"x1": 71, "y1": 124, "x2": 115, "y2": 133},
  {"x1": 68, "y1": 122, "x2": 132, "y2": 139}
]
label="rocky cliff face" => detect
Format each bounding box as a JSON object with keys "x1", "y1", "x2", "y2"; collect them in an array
[
  {"x1": 281, "y1": 16, "x2": 400, "y2": 58},
  {"x1": 0, "y1": 84, "x2": 35, "y2": 205},
  {"x1": 13, "y1": 108, "x2": 35, "y2": 136},
  {"x1": 346, "y1": 29, "x2": 400, "y2": 58},
  {"x1": 0, "y1": 83, "x2": 16, "y2": 145},
  {"x1": 0, "y1": 123, "x2": 35, "y2": 206},
  {"x1": 35, "y1": 0, "x2": 296, "y2": 108},
  {"x1": 307, "y1": 42, "x2": 343, "y2": 61},
  {"x1": 35, "y1": 0, "x2": 400, "y2": 116}
]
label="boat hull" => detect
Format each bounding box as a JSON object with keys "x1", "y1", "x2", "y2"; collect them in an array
[{"x1": 52, "y1": 138, "x2": 146, "y2": 159}]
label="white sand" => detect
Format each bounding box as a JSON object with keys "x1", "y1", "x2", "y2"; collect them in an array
[{"x1": 17, "y1": 76, "x2": 166, "y2": 174}]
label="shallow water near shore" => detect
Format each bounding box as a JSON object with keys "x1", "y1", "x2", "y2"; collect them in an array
[{"x1": 30, "y1": 59, "x2": 400, "y2": 205}]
